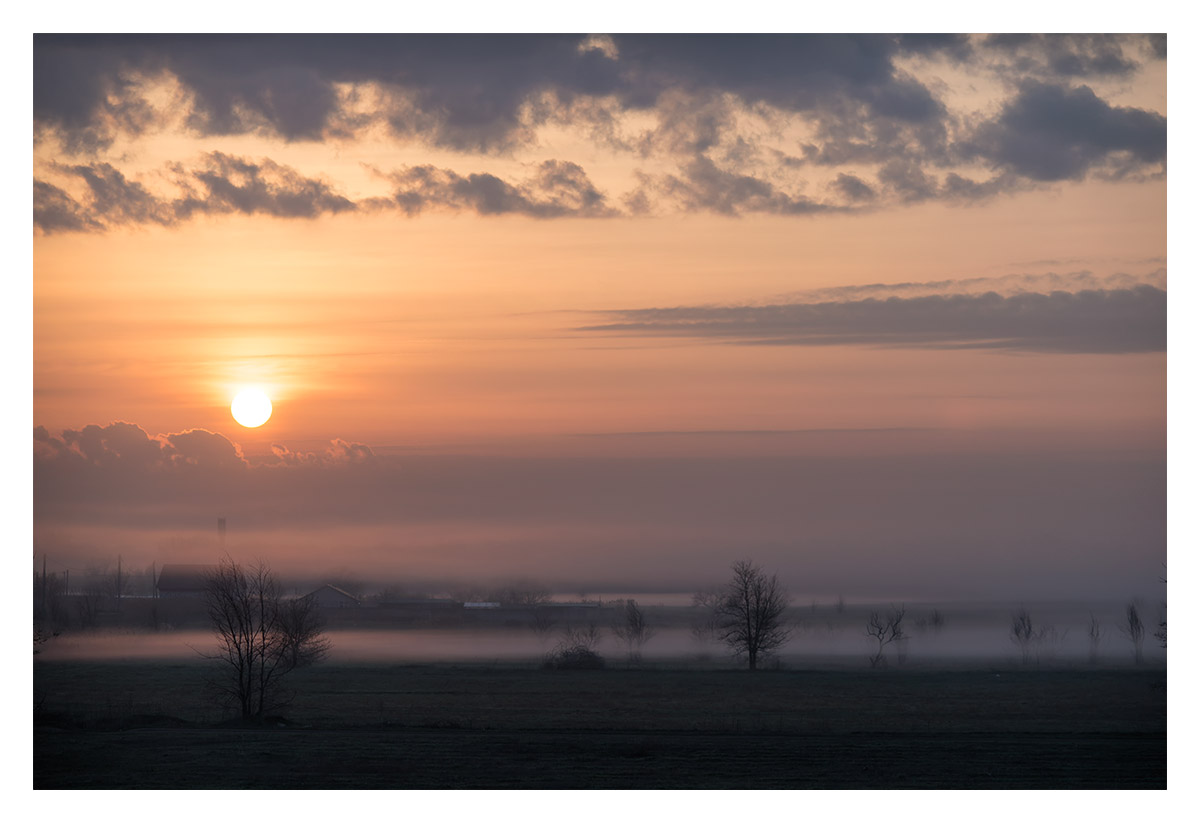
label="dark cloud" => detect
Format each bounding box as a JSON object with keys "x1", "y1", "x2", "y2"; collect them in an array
[
  {"x1": 981, "y1": 34, "x2": 1145, "y2": 78},
  {"x1": 34, "y1": 153, "x2": 357, "y2": 233},
  {"x1": 895, "y1": 34, "x2": 974, "y2": 61},
  {"x1": 579, "y1": 286, "x2": 1166, "y2": 354},
  {"x1": 33, "y1": 35, "x2": 948, "y2": 153},
  {"x1": 876, "y1": 158, "x2": 940, "y2": 202},
  {"x1": 174, "y1": 152, "x2": 357, "y2": 220},
  {"x1": 61, "y1": 162, "x2": 174, "y2": 226},
  {"x1": 32, "y1": 180, "x2": 101, "y2": 233},
  {"x1": 32, "y1": 35, "x2": 1165, "y2": 219},
  {"x1": 964, "y1": 81, "x2": 1166, "y2": 181},
  {"x1": 833, "y1": 173, "x2": 876, "y2": 202},
  {"x1": 650, "y1": 157, "x2": 834, "y2": 216},
  {"x1": 379, "y1": 159, "x2": 615, "y2": 218}
]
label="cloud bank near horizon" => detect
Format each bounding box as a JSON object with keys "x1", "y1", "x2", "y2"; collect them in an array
[{"x1": 33, "y1": 420, "x2": 1165, "y2": 602}]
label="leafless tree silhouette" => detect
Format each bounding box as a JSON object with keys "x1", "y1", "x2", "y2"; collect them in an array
[
  {"x1": 865, "y1": 606, "x2": 906, "y2": 668},
  {"x1": 1088, "y1": 614, "x2": 1104, "y2": 664},
  {"x1": 1011, "y1": 610, "x2": 1045, "y2": 665},
  {"x1": 1154, "y1": 567, "x2": 1166, "y2": 649},
  {"x1": 202, "y1": 556, "x2": 330, "y2": 721},
  {"x1": 1120, "y1": 602, "x2": 1145, "y2": 664},
  {"x1": 612, "y1": 599, "x2": 656, "y2": 663},
  {"x1": 715, "y1": 560, "x2": 791, "y2": 670},
  {"x1": 690, "y1": 587, "x2": 722, "y2": 646}
]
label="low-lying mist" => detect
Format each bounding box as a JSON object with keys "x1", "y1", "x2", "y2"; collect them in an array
[{"x1": 35, "y1": 602, "x2": 1166, "y2": 668}]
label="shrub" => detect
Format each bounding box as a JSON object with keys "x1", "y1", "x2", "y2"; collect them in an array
[{"x1": 543, "y1": 644, "x2": 606, "y2": 670}]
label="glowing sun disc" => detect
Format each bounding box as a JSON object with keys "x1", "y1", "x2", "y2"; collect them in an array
[{"x1": 231, "y1": 389, "x2": 273, "y2": 428}]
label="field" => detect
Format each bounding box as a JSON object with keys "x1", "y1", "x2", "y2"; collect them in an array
[{"x1": 34, "y1": 659, "x2": 1166, "y2": 789}]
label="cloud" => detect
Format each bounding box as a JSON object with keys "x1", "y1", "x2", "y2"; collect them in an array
[
  {"x1": 34, "y1": 153, "x2": 358, "y2": 233},
  {"x1": 377, "y1": 160, "x2": 616, "y2": 218},
  {"x1": 832, "y1": 173, "x2": 876, "y2": 202},
  {"x1": 34, "y1": 152, "x2": 622, "y2": 233},
  {"x1": 35, "y1": 421, "x2": 247, "y2": 473},
  {"x1": 175, "y1": 152, "x2": 357, "y2": 219},
  {"x1": 776, "y1": 269, "x2": 1166, "y2": 303},
  {"x1": 259, "y1": 439, "x2": 376, "y2": 467},
  {"x1": 32, "y1": 35, "x2": 1166, "y2": 222},
  {"x1": 578, "y1": 286, "x2": 1166, "y2": 354},
  {"x1": 963, "y1": 81, "x2": 1166, "y2": 182},
  {"x1": 32, "y1": 180, "x2": 102, "y2": 233},
  {"x1": 33, "y1": 35, "x2": 950, "y2": 151},
  {"x1": 647, "y1": 157, "x2": 835, "y2": 216},
  {"x1": 980, "y1": 34, "x2": 1149, "y2": 79}
]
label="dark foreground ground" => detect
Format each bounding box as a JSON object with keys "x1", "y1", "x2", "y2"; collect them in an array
[{"x1": 34, "y1": 661, "x2": 1166, "y2": 789}]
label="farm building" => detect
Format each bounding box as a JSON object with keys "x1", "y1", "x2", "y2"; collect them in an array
[
  {"x1": 156, "y1": 564, "x2": 215, "y2": 598},
  {"x1": 306, "y1": 584, "x2": 361, "y2": 609}
]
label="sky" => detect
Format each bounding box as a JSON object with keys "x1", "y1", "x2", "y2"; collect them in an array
[{"x1": 30, "y1": 33, "x2": 1168, "y2": 602}]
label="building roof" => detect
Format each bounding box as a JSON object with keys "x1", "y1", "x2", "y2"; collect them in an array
[
  {"x1": 156, "y1": 564, "x2": 216, "y2": 592},
  {"x1": 306, "y1": 584, "x2": 360, "y2": 602}
]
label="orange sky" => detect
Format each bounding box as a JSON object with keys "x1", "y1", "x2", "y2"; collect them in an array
[{"x1": 31, "y1": 35, "x2": 1167, "y2": 600}]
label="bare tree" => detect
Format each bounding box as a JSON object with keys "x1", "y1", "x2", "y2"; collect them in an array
[
  {"x1": 1011, "y1": 609, "x2": 1045, "y2": 665},
  {"x1": 1119, "y1": 602, "x2": 1145, "y2": 664},
  {"x1": 612, "y1": 599, "x2": 656, "y2": 663},
  {"x1": 1154, "y1": 567, "x2": 1166, "y2": 649},
  {"x1": 1088, "y1": 614, "x2": 1104, "y2": 664},
  {"x1": 202, "y1": 556, "x2": 330, "y2": 721},
  {"x1": 715, "y1": 560, "x2": 791, "y2": 670},
  {"x1": 531, "y1": 606, "x2": 558, "y2": 646},
  {"x1": 690, "y1": 587, "x2": 723, "y2": 647},
  {"x1": 865, "y1": 606, "x2": 906, "y2": 668},
  {"x1": 277, "y1": 592, "x2": 332, "y2": 668}
]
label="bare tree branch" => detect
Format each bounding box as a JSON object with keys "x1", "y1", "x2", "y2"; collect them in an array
[
  {"x1": 201, "y1": 555, "x2": 330, "y2": 721},
  {"x1": 714, "y1": 560, "x2": 790, "y2": 671}
]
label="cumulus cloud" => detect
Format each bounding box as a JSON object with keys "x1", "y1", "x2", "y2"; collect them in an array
[
  {"x1": 33, "y1": 180, "x2": 102, "y2": 233},
  {"x1": 33, "y1": 35, "x2": 951, "y2": 151},
  {"x1": 963, "y1": 81, "x2": 1166, "y2": 182},
  {"x1": 32, "y1": 35, "x2": 1167, "y2": 225},
  {"x1": 34, "y1": 153, "x2": 620, "y2": 232},
  {"x1": 34, "y1": 153, "x2": 357, "y2": 233},
  {"x1": 647, "y1": 157, "x2": 835, "y2": 216},
  {"x1": 175, "y1": 152, "x2": 357, "y2": 219},
  {"x1": 979, "y1": 34, "x2": 1150, "y2": 79},
  {"x1": 259, "y1": 439, "x2": 376, "y2": 467},
  {"x1": 377, "y1": 159, "x2": 616, "y2": 218},
  {"x1": 579, "y1": 286, "x2": 1166, "y2": 354},
  {"x1": 35, "y1": 422, "x2": 247, "y2": 473}
]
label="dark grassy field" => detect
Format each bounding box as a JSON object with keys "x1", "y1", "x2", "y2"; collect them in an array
[{"x1": 34, "y1": 660, "x2": 1166, "y2": 789}]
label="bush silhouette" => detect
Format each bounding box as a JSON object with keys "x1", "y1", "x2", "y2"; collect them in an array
[{"x1": 544, "y1": 644, "x2": 605, "y2": 670}]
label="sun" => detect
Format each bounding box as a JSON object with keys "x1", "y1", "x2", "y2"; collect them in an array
[{"x1": 231, "y1": 388, "x2": 273, "y2": 428}]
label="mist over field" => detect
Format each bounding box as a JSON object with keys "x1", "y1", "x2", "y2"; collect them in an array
[{"x1": 35, "y1": 601, "x2": 1166, "y2": 667}]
